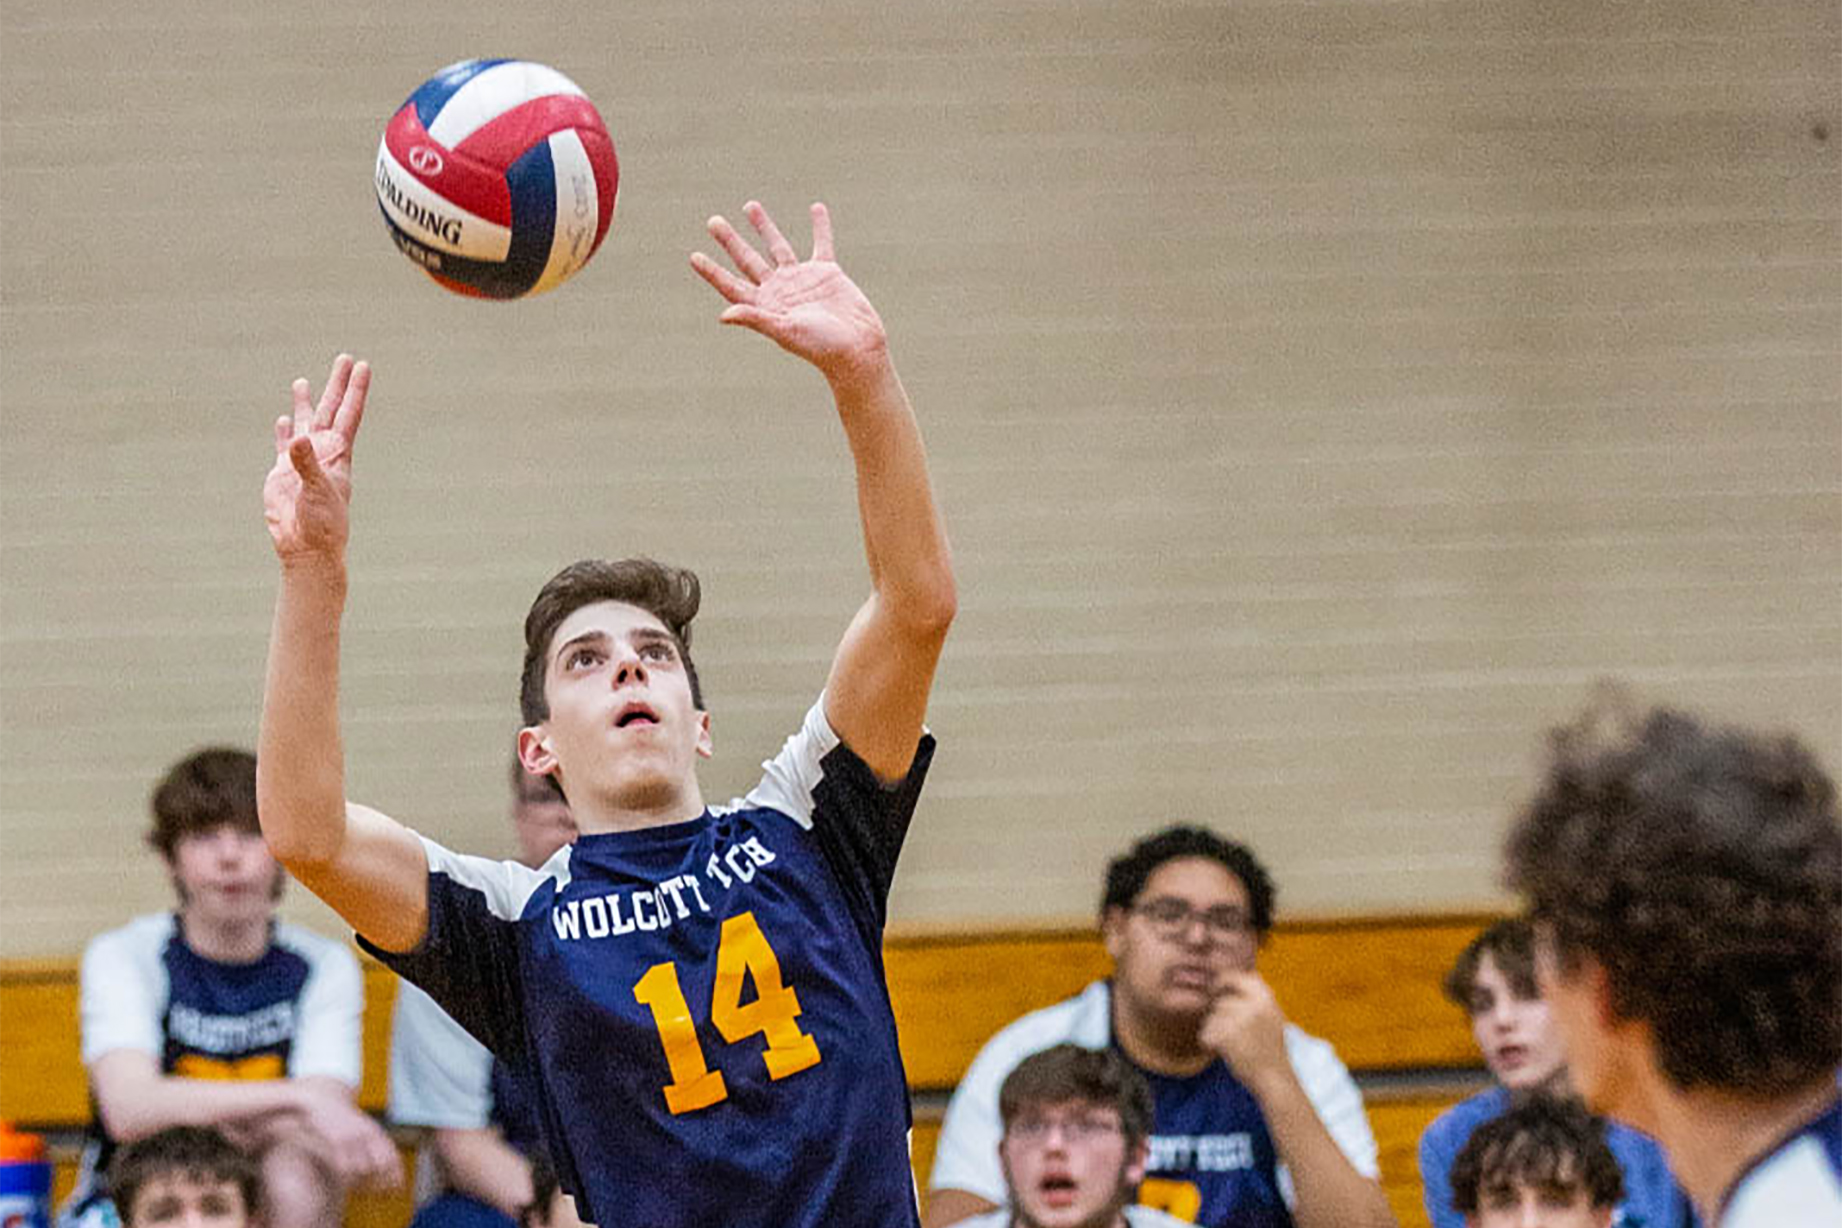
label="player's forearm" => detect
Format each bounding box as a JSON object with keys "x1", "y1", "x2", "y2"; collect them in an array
[
  {"x1": 258, "y1": 558, "x2": 352, "y2": 868},
  {"x1": 432, "y1": 1128, "x2": 537, "y2": 1220},
  {"x1": 95, "y1": 1068, "x2": 308, "y2": 1142},
  {"x1": 1250, "y1": 1071, "x2": 1398, "y2": 1228},
  {"x1": 829, "y1": 354, "x2": 956, "y2": 632}
]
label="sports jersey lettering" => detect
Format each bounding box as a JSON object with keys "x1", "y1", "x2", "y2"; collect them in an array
[
  {"x1": 1149, "y1": 1133, "x2": 1257, "y2": 1174},
  {"x1": 632, "y1": 910, "x2": 823, "y2": 1114},
  {"x1": 165, "y1": 1001, "x2": 296, "y2": 1052},
  {"x1": 172, "y1": 1052, "x2": 285, "y2": 1081},
  {"x1": 1138, "y1": 1178, "x2": 1203, "y2": 1222},
  {"x1": 553, "y1": 837, "x2": 786, "y2": 943}
]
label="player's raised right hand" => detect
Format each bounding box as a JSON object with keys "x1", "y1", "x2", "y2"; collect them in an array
[{"x1": 265, "y1": 353, "x2": 369, "y2": 566}]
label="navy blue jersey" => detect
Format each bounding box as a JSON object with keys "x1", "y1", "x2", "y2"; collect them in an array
[
  {"x1": 1139, "y1": 1062, "x2": 1292, "y2": 1228},
  {"x1": 363, "y1": 700, "x2": 932, "y2": 1228}
]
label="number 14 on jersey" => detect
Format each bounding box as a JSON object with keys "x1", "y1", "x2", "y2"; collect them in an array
[{"x1": 632, "y1": 910, "x2": 823, "y2": 1114}]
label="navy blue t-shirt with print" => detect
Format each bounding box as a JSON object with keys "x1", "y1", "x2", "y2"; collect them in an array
[
  {"x1": 362, "y1": 699, "x2": 932, "y2": 1228},
  {"x1": 1139, "y1": 1060, "x2": 1293, "y2": 1228}
]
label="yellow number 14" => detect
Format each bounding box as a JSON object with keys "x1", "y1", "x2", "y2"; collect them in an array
[{"x1": 631, "y1": 911, "x2": 823, "y2": 1115}]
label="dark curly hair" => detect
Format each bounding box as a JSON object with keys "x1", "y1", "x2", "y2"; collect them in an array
[
  {"x1": 519, "y1": 557, "x2": 704, "y2": 727},
  {"x1": 1101, "y1": 825, "x2": 1276, "y2": 936},
  {"x1": 1503, "y1": 691, "x2": 1842, "y2": 1095},
  {"x1": 998, "y1": 1043, "x2": 1156, "y2": 1149},
  {"x1": 1449, "y1": 1093, "x2": 1623, "y2": 1216}
]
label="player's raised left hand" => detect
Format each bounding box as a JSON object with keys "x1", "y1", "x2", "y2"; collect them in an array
[
  {"x1": 691, "y1": 201, "x2": 889, "y2": 388},
  {"x1": 264, "y1": 353, "x2": 369, "y2": 567},
  {"x1": 1200, "y1": 970, "x2": 1295, "y2": 1093}
]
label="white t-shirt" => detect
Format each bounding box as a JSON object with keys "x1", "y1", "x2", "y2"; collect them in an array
[
  {"x1": 929, "y1": 980, "x2": 1380, "y2": 1221},
  {"x1": 61, "y1": 912, "x2": 362, "y2": 1225}
]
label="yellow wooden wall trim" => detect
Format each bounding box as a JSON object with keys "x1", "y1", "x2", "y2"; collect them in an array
[{"x1": 1, "y1": 913, "x2": 1496, "y2": 1125}]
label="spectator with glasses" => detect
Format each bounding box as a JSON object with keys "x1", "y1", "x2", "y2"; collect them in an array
[
  {"x1": 956, "y1": 1043, "x2": 1189, "y2": 1228},
  {"x1": 928, "y1": 826, "x2": 1392, "y2": 1228}
]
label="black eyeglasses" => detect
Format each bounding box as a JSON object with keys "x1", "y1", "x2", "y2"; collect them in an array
[{"x1": 1132, "y1": 897, "x2": 1255, "y2": 943}]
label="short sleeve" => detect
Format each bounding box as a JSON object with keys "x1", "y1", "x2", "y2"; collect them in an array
[
  {"x1": 741, "y1": 695, "x2": 935, "y2": 928},
  {"x1": 388, "y1": 980, "x2": 494, "y2": 1128},
  {"x1": 283, "y1": 930, "x2": 364, "y2": 1085},
  {"x1": 357, "y1": 834, "x2": 549, "y2": 1067},
  {"x1": 1418, "y1": 1107, "x2": 1465, "y2": 1228},
  {"x1": 79, "y1": 921, "x2": 167, "y2": 1065}
]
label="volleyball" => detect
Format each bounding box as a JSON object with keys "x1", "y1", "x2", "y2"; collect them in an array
[{"x1": 374, "y1": 59, "x2": 618, "y2": 299}]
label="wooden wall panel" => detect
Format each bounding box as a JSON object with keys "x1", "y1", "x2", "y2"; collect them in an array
[{"x1": 3, "y1": 0, "x2": 1838, "y2": 957}]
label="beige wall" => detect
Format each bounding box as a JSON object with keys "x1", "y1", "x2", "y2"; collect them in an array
[{"x1": 2, "y1": 0, "x2": 1837, "y2": 957}]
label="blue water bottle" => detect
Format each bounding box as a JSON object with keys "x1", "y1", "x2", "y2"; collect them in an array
[{"x1": 0, "y1": 1121, "x2": 51, "y2": 1228}]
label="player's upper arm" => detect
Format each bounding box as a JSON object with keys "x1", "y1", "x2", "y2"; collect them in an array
[
  {"x1": 824, "y1": 590, "x2": 951, "y2": 783},
  {"x1": 79, "y1": 924, "x2": 165, "y2": 1065},
  {"x1": 288, "y1": 801, "x2": 431, "y2": 954}
]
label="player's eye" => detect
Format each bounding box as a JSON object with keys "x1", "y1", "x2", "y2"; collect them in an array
[
  {"x1": 639, "y1": 641, "x2": 674, "y2": 661},
  {"x1": 566, "y1": 647, "x2": 603, "y2": 669}
]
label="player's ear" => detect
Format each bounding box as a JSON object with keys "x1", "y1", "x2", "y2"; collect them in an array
[
  {"x1": 518, "y1": 725, "x2": 559, "y2": 779},
  {"x1": 695, "y1": 710, "x2": 713, "y2": 760},
  {"x1": 1101, "y1": 905, "x2": 1130, "y2": 962},
  {"x1": 1123, "y1": 1135, "x2": 1150, "y2": 1187}
]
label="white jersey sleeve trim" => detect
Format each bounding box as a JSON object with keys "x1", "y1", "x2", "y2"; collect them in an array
[
  {"x1": 929, "y1": 981, "x2": 1113, "y2": 1203},
  {"x1": 419, "y1": 833, "x2": 564, "y2": 919},
  {"x1": 728, "y1": 695, "x2": 839, "y2": 830},
  {"x1": 273, "y1": 923, "x2": 364, "y2": 1086},
  {"x1": 387, "y1": 980, "x2": 494, "y2": 1128},
  {"x1": 79, "y1": 915, "x2": 174, "y2": 1065},
  {"x1": 1721, "y1": 1131, "x2": 1842, "y2": 1227}
]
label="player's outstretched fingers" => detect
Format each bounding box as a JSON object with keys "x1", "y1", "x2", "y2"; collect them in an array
[
  {"x1": 690, "y1": 251, "x2": 755, "y2": 304},
  {"x1": 706, "y1": 214, "x2": 773, "y2": 283},
  {"x1": 809, "y1": 202, "x2": 834, "y2": 263},
  {"x1": 745, "y1": 200, "x2": 798, "y2": 267},
  {"x1": 316, "y1": 353, "x2": 354, "y2": 429},
  {"x1": 290, "y1": 378, "x2": 313, "y2": 440},
  {"x1": 334, "y1": 360, "x2": 370, "y2": 444}
]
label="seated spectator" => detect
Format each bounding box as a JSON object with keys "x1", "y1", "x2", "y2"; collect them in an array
[
  {"x1": 1418, "y1": 919, "x2": 1686, "y2": 1228},
  {"x1": 1448, "y1": 1094, "x2": 1623, "y2": 1228},
  {"x1": 109, "y1": 1126, "x2": 261, "y2": 1228},
  {"x1": 388, "y1": 759, "x2": 586, "y2": 1228},
  {"x1": 951, "y1": 1043, "x2": 1189, "y2": 1228},
  {"x1": 929, "y1": 825, "x2": 1392, "y2": 1228},
  {"x1": 59, "y1": 748, "x2": 398, "y2": 1228}
]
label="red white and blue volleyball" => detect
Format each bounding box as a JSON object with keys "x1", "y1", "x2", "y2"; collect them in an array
[{"x1": 374, "y1": 59, "x2": 617, "y2": 299}]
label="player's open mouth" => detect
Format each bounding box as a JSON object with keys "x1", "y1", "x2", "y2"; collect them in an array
[
  {"x1": 1038, "y1": 1176, "x2": 1077, "y2": 1206},
  {"x1": 616, "y1": 703, "x2": 660, "y2": 728},
  {"x1": 1496, "y1": 1044, "x2": 1527, "y2": 1066}
]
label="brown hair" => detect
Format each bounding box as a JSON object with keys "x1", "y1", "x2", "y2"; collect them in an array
[
  {"x1": 1504, "y1": 690, "x2": 1842, "y2": 1094},
  {"x1": 1449, "y1": 1093, "x2": 1622, "y2": 1216},
  {"x1": 147, "y1": 748, "x2": 259, "y2": 861},
  {"x1": 1442, "y1": 917, "x2": 1540, "y2": 1010},
  {"x1": 519, "y1": 558, "x2": 704, "y2": 726},
  {"x1": 109, "y1": 1126, "x2": 261, "y2": 1227},
  {"x1": 998, "y1": 1044, "x2": 1155, "y2": 1148}
]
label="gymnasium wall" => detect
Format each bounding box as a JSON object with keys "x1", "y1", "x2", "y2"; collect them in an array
[{"x1": 2, "y1": 0, "x2": 1838, "y2": 957}]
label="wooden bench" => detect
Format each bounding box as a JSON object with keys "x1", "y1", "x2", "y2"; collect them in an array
[{"x1": 0, "y1": 914, "x2": 1497, "y2": 1228}]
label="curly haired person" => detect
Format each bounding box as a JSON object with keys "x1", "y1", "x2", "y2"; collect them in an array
[{"x1": 1503, "y1": 693, "x2": 1842, "y2": 1227}]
